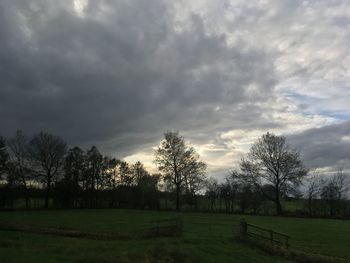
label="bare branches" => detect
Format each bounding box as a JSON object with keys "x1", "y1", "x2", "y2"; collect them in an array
[
  {"x1": 240, "y1": 132, "x2": 307, "y2": 215},
  {"x1": 0, "y1": 136, "x2": 8, "y2": 181},
  {"x1": 154, "y1": 131, "x2": 207, "y2": 210},
  {"x1": 27, "y1": 132, "x2": 67, "y2": 208}
]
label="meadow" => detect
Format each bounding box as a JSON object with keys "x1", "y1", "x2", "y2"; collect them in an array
[{"x1": 0, "y1": 209, "x2": 349, "y2": 263}]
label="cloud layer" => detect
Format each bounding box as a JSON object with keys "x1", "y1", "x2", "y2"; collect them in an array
[{"x1": 0, "y1": 0, "x2": 349, "y2": 177}]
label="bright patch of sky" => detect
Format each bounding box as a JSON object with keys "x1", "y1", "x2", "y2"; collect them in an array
[{"x1": 126, "y1": 0, "x2": 350, "y2": 178}]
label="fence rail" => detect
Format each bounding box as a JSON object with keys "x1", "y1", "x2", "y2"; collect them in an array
[
  {"x1": 145, "y1": 217, "x2": 183, "y2": 237},
  {"x1": 239, "y1": 219, "x2": 289, "y2": 249}
]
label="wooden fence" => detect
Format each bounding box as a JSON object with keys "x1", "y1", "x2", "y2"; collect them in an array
[
  {"x1": 239, "y1": 219, "x2": 289, "y2": 249},
  {"x1": 146, "y1": 217, "x2": 183, "y2": 237}
]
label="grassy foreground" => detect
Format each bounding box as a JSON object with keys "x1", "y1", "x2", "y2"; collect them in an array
[{"x1": 0, "y1": 209, "x2": 349, "y2": 263}]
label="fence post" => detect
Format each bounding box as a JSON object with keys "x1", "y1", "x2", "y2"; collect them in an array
[
  {"x1": 270, "y1": 230, "x2": 273, "y2": 244},
  {"x1": 239, "y1": 218, "x2": 247, "y2": 238}
]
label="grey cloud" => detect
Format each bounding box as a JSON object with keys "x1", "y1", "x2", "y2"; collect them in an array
[
  {"x1": 0, "y1": 0, "x2": 278, "y2": 157},
  {"x1": 289, "y1": 121, "x2": 350, "y2": 169},
  {"x1": 1, "y1": 0, "x2": 349, "y2": 177}
]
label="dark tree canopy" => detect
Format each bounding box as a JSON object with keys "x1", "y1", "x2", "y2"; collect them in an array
[
  {"x1": 28, "y1": 132, "x2": 67, "y2": 208},
  {"x1": 154, "y1": 131, "x2": 206, "y2": 210},
  {"x1": 240, "y1": 132, "x2": 307, "y2": 215}
]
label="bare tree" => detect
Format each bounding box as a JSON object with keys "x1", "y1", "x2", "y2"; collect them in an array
[
  {"x1": 63, "y1": 146, "x2": 86, "y2": 207},
  {"x1": 64, "y1": 147, "x2": 86, "y2": 188},
  {"x1": 230, "y1": 170, "x2": 261, "y2": 214},
  {"x1": 205, "y1": 178, "x2": 219, "y2": 211},
  {"x1": 240, "y1": 132, "x2": 307, "y2": 215},
  {"x1": 183, "y1": 159, "x2": 207, "y2": 195},
  {"x1": 0, "y1": 136, "x2": 8, "y2": 181},
  {"x1": 117, "y1": 161, "x2": 133, "y2": 186},
  {"x1": 132, "y1": 161, "x2": 151, "y2": 186},
  {"x1": 28, "y1": 132, "x2": 67, "y2": 208},
  {"x1": 304, "y1": 170, "x2": 324, "y2": 216},
  {"x1": 333, "y1": 166, "x2": 349, "y2": 202},
  {"x1": 321, "y1": 166, "x2": 349, "y2": 216},
  {"x1": 220, "y1": 172, "x2": 240, "y2": 213},
  {"x1": 102, "y1": 156, "x2": 119, "y2": 189},
  {"x1": 154, "y1": 131, "x2": 206, "y2": 210},
  {"x1": 86, "y1": 146, "x2": 104, "y2": 191},
  {"x1": 7, "y1": 130, "x2": 32, "y2": 207}
]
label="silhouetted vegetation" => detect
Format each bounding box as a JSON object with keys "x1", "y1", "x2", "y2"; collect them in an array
[
  {"x1": 0, "y1": 130, "x2": 349, "y2": 218},
  {"x1": 154, "y1": 131, "x2": 207, "y2": 210},
  {"x1": 240, "y1": 132, "x2": 308, "y2": 215},
  {"x1": 1, "y1": 130, "x2": 161, "y2": 210}
]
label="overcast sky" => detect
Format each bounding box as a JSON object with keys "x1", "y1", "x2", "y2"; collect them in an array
[{"x1": 1, "y1": 0, "x2": 349, "y2": 179}]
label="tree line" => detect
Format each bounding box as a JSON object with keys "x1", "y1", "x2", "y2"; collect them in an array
[
  {"x1": 0, "y1": 131, "x2": 160, "y2": 209},
  {"x1": 0, "y1": 130, "x2": 349, "y2": 218}
]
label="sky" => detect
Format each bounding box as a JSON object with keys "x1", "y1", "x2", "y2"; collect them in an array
[{"x1": 0, "y1": 0, "x2": 349, "y2": 179}]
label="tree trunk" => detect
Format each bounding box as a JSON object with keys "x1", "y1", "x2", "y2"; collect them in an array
[
  {"x1": 24, "y1": 187, "x2": 30, "y2": 209},
  {"x1": 276, "y1": 201, "x2": 283, "y2": 215},
  {"x1": 176, "y1": 185, "x2": 180, "y2": 211},
  {"x1": 45, "y1": 175, "x2": 51, "y2": 209},
  {"x1": 25, "y1": 196, "x2": 30, "y2": 209},
  {"x1": 22, "y1": 179, "x2": 30, "y2": 209},
  {"x1": 275, "y1": 190, "x2": 283, "y2": 215},
  {"x1": 308, "y1": 197, "x2": 312, "y2": 216},
  {"x1": 275, "y1": 184, "x2": 283, "y2": 216}
]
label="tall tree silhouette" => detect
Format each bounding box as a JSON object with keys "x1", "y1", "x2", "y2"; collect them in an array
[
  {"x1": 154, "y1": 131, "x2": 206, "y2": 211},
  {"x1": 65, "y1": 147, "x2": 86, "y2": 186},
  {"x1": 85, "y1": 146, "x2": 103, "y2": 207},
  {"x1": 63, "y1": 147, "x2": 86, "y2": 207},
  {"x1": 132, "y1": 161, "x2": 149, "y2": 186},
  {"x1": 0, "y1": 136, "x2": 8, "y2": 181},
  {"x1": 240, "y1": 132, "x2": 307, "y2": 215},
  {"x1": 102, "y1": 157, "x2": 119, "y2": 189},
  {"x1": 86, "y1": 146, "x2": 103, "y2": 191},
  {"x1": 118, "y1": 161, "x2": 132, "y2": 186},
  {"x1": 28, "y1": 132, "x2": 67, "y2": 208},
  {"x1": 321, "y1": 167, "x2": 349, "y2": 216},
  {"x1": 7, "y1": 130, "x2": 32, "y2": 207}
]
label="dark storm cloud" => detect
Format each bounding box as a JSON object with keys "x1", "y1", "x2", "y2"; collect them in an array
[
  {"x1": 289, "y1": 121, "x2": 350, "y2": 169},
  {"x1": 0, "y1": 0, "x2": 277, "y2": 156}
]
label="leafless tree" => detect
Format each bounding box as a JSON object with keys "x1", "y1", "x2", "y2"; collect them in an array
[
  {"x1": 28, "y1": 132, "x2": 67, "y2": 208},
  {"x1": 0, "y1": 136, "x2": 8, "y2": 181},
  {"x1": 7, "y1": 130, "x2": 32, "y2": 207},
  {"x1": 154, "y1": 131, "x2": 206, "y2": 210},
  {"x1": 219, "y1": 172, "x2": 241, "y2": 212},
  {"x1": 304, "y1": 170, "x2": 324, "y2": 216},
  {"x1": 229, "y1": 170, "x2": 262, "y2": 214},
  {"x1": 183, "y1": 159, "x2": 207, "y2": 195},
  {"x1": 132, "y1": 161, "x2": 149, "y2": 186},
  {"x1": 240, "y1": 132, "x2": 307, "y2": 215},
  {"x1": 333, "y1": 166, "x2": 349, "y2": 201},
  {"x1": 321, "y1": 166, "x2": 349, "y2": 216},
  {"x1": 205, "y1": 178, "x2": 220, "y2": 211}
]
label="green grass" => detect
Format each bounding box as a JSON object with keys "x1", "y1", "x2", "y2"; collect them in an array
[{"x1": 0, "y1": 209, "x2": 349, "y2": 262}]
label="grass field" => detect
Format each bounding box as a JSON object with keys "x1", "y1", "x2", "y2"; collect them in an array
[{"x1": 0, "y1": 209, "x2": 349, "y2": 263}]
